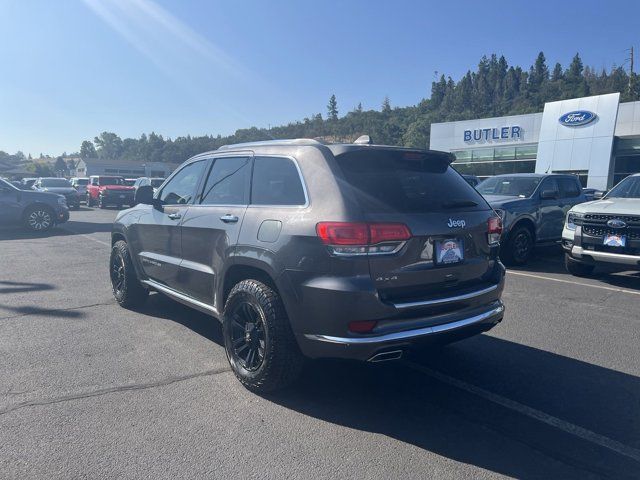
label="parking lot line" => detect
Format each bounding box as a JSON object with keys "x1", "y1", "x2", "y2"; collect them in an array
[
  {"x1": 507, "y1": 270, "x2": 640, "y2": 296},
  {"x1": 404, "y1": 361, "x2": 640, "y2": 463},
  {"x1": 60, "y1": 228, "x2": 110, "y2": 247}
]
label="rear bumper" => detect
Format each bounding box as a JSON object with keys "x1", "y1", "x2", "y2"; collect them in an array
[
  {"x1": 298, "y1": 301, "x2": 504, "y2": 361},
  {"x1": 284, "y1": 261, "x2": 506, "y2": 361}
]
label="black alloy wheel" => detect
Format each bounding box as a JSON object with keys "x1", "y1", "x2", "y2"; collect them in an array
[
  {"x1": 502, "y1": 226, "x2": 534, "y2": 265},
  {"x1": 229, "y1": 301, "x2": 266, "y2": 372}
]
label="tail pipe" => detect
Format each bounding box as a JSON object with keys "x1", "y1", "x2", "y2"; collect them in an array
[{"x1": 367, "y1": 350, "x2": 403, "y2": 363}]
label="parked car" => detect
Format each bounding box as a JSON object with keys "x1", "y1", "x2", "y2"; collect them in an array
[
  {"x1": 462, "y1": 174, "x2": 481, "y2": 187},
  {"x1": 70, "y1": 177, "x2": 90, "y2": 201},
  {"x1": 562, "y1": 173, "x2": 640, "y2": 276},
  {"x1": 20, "y1": 177, "x2": 37, "y2": 189},
  {"x1": 476, "y1": 173, "x2": 586, "y2": 264},
  {"x1": 110, "y1": 138, "x2": 506, "y2": 392},
  {"x1": 581, "y1": 188, "x2": 604, "y2": 202},
  {"x1": 0, "y1": 178, "x2": 69, "y2": 231},
  {"x1": 33, "y1": 177, "x2": 81, "y2": 210},
  {"x1": 132, "y1": 177, "x2": 165, "y2": 199},
  {"x1": 86, "y1": 175, "x2": 135, "y2": 208}
]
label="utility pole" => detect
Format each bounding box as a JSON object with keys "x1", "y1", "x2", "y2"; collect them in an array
[{"x1": 629, "y1": 46, "x2": 635, "y2": 97}]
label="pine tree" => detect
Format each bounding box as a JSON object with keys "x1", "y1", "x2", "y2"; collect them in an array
[
  {"x1": 382, "y1": 96, "x2": 391, "y2": 113},
  {"x1": 327, "y1": 94, "x2": 338, "y2": 120}
]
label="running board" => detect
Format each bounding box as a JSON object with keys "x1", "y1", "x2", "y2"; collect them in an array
[{"x1": 141, "y1": 279, "x2": 220, "y2": 317}]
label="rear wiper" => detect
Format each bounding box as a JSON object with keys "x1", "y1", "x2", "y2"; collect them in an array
[{"x1": 442, "y1": 200, "x2": 479, "y2": 209}]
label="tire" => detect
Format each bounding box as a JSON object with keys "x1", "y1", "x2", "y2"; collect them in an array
[
  {"x1": 23, "y1": 205, "x2": 55, "y2": 232},
  {"x1": 502, "y1": 225, "x2": 534, "y2": 265},
  {"x1": 565, "y1": 253, "x2": 595, "y2": 277},
  {"x1": 110, "y1": 240, "x2": 148, "y2": 308},
  {"x1": 98, "y1": 196, "x2": 106, "y2": 209},
  {"x1": 223, "y1": 279, "x2": 303, "y2": 393},
  {"x1": 87, "y1": 194, "x2": 93, "y2": 207}
]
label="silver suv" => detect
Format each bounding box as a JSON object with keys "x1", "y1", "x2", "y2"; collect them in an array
[{"x1": 562, "y1": 173, "x2": 640, "y2": 276}]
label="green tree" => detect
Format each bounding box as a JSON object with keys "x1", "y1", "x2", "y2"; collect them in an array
[
  {"x1": 94, "y1": 132, "x2": 123, "y2": 160},
  {"x1": 54, "y1": 156, "x2": 67, "y2": 176},
  {"x1": 80, "y1": 140, "x2": 97, "y2": 159},
  {"x1": 381, "y1": 96, "x2": 391, "y2": 113},
  {"x1": 327, "y1": 94, "x2": 338, "y2": 120}
]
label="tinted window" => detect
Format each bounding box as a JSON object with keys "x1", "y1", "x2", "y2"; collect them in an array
[
  {"x1": 99, "y1": 177, "x2": 124, "y2": 186},
  {"x1": 41, "y1": 178, "x2": 71, "y2": 187},
  {"x1": 477, "y1": 176, "x2": 541, "y2": 197},
  {"x1": 335, "y1": 150, "x2": 487, "y2": 213},
  {"x1": 607, "y1": 176, "x2": 640, "y2": 199},
  {"x1": 159, "y1": 160, "x2": 206, "y2": 205},
  {"x1": 539, "y1": 177, "x2": 559, "y2": 196},
  {"x1": 75, "y1": 179, "x2": 89, "y2": 186},
  {"x1": 558, "y1": 177, "x2": 580, "y2": 198},
  {"x1": 200, "y1": 157, "x2": 250, "y2": 205},
  {"x1": 251, "y1": 156, "x2": 306, "y2": 206}
]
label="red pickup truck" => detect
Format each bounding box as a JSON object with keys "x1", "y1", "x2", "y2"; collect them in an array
[{"x1": 86, "y1": 175, "x2": 136, "y2": 209}]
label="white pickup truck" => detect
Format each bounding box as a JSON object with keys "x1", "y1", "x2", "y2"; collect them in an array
[{"x1": 562, "y1": 173, "x2": 640, "y2": 276}]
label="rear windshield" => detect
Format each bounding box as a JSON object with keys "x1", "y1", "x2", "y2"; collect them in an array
[
  {"x1": 100, "y1": 177, "x2": 124, "y2": 186},
  {"x1": 477, "y1": 176, "x2": 541, "y2": 197},
  {"x1": 335, "y1": 150, "x2": 488, "y2": 213},
  {"x1": 151, "y1": 179, "x2": 165, "y2": 188},
  {"x1": 41, "y1": 178, "x2": 71, "y2": 187},
  {"x1": 75, "y1": 179, "x2": 89, "y2": 186}
]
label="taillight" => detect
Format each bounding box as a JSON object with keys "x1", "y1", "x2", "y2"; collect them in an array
[
  {"x1": 487, "y1": 216, "x2": 502, "y2": 245},
  {"x1": 348, "y1": 320, "x2": 378, "y2": 333},
  {"x1": 316, "y1": 222, "x2": 411, "y2": 256}
]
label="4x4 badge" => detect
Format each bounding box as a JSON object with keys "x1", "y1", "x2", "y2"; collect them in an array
[{"x1": 447, "y1": 218, "x2": 466, "y2": 228}]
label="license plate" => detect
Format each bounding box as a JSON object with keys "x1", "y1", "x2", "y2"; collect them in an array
[
  {"x1": 435, "y1": 238, "x2": 464, "y2": 264},
  {"x1": 119, "y1": 194, "x2": 125, "y2": 199},
  {"x1": 603, "y1": 234, "x2": 626, "y2": 247}
]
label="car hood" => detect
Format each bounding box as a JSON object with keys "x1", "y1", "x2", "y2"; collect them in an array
[
  {"x1": 570, "y1": 198, "x2": 640, "y2": 215},
  {"x1": 482, "y1": 194, "x2": 526, "y2": 208},
  {"x1": 39, "y1": 187, "x2": 77, "y2": 194},
  {"x1": 20, "y1": 190, "x2": 63, "y2": 202},
  {"x1": 102, "y1": 185, "x2": 134, "y2": 191}
]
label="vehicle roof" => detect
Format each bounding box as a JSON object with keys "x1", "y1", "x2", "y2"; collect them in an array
[
  {"x1": 205, "y1": 138, "x2": 454, "y2": 162},
  {"x1": 488, "y1": 173, "x2": 575, "y2": 178}
]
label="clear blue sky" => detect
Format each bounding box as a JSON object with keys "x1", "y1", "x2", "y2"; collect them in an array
[{"x1": 0, "y1": 0, "x2": 638, "y2": 156}]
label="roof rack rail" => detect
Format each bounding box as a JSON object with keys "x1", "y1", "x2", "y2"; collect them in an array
[{"x1": 217, "y1": 138, "x2": 326, "y2": 151}]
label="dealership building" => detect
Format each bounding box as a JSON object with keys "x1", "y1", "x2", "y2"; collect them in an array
[{"x1": 429, "y1": 92, "x2": 640, "y2": 190}]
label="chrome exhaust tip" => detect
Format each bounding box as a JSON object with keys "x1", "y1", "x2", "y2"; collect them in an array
[{"x1": 368, "y1": 350, "x2": 403, "y2": 362}]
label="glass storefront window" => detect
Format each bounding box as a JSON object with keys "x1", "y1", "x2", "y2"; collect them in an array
[
  {"x1": 515, "y1": 145, "x2": 537, "y2": 159},
  {"x1": 452, "y1": 160, "x2": 536, "y2": 179},
  {"x1": 453, "y1": 150, "x2": 471, "y2": 162},
  {"x1": 493, "y1": 147, "x2": 516, "y2": 160},
  {"x1": 472, "y1": 148, "x2": 494, "y2": 161}
]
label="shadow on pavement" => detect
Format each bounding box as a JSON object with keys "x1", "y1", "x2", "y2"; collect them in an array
[
  {"x1": 139, "y1": 293, "x2": 640, "y2": 479},
  {"x1": 0, "y1": 280, "x2": 55, "y2": 294}
]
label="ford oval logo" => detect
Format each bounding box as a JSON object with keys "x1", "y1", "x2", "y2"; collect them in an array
[
  {"x1": 607, "y1": 219, "x2": 627, "y2": 229},
  {"x1": 559, "y1": 110, "x2": 597, "y2": 127}
]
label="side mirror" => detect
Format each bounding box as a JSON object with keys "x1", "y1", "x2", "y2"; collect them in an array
[
  {"x1": 593, "y1": 191, "x2": 605, "y2": 199},
  {"x1": 540, "y1": 189, "x2": 558, "y2": 200},
  {"x1": 134, "y1": 185, "x2": 156, "y2": 206}
]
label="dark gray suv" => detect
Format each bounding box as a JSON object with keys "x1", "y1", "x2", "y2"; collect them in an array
[
  {"x1": 0, "y1": 178, "x2": 70, "y2": 231},
  {"x1": 110, "y1": 139, "x2": 506, "y2": 392}
]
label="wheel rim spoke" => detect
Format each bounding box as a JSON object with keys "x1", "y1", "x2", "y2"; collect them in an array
[{"x1": 229, "y1": 300, "x2": 266, "y2": 372}]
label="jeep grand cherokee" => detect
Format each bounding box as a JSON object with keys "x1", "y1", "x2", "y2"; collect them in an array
[{"x1": 109, "y1": 138, "x2": 506, "y2": 392}]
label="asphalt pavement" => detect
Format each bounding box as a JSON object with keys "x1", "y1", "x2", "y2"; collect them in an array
[{"x1": 1, "y1": 207, "x2": 639, "y2": 479}]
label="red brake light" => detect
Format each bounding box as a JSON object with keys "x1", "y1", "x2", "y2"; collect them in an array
[
  {"x1": 488, "y1": 216, "x2": 502, "y2": 234},
  {"x1": 348, "y1": 320, "x2": 378, "y2": 333},
  {"x1": 316, "y1": 222, "x2": 369, "y2": 245},
  {"x1": 316, "y1": 222, "x2": 412, "y2": 256},
  {"x1": 487, "y1": 217, "x2": 502, "y2": 245},
  {"x1": 369, "y1": 223, "x2": 412, "y2": 243}
]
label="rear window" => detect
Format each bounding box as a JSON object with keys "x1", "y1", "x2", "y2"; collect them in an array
[
  {"x1": 75, "y1": 179, "x2": 89, "y2": 186},
  {"x1": 335, "y1": 150, "x2": 488, "y2": 213}
]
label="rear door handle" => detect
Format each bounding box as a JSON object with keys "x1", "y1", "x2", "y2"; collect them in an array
[
  {"x1": 167, "y1": 213, "x2": 182, "y2": 220},
  {"x1": 220, "y1": 214, "x2": 239, "y2": 223}
]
